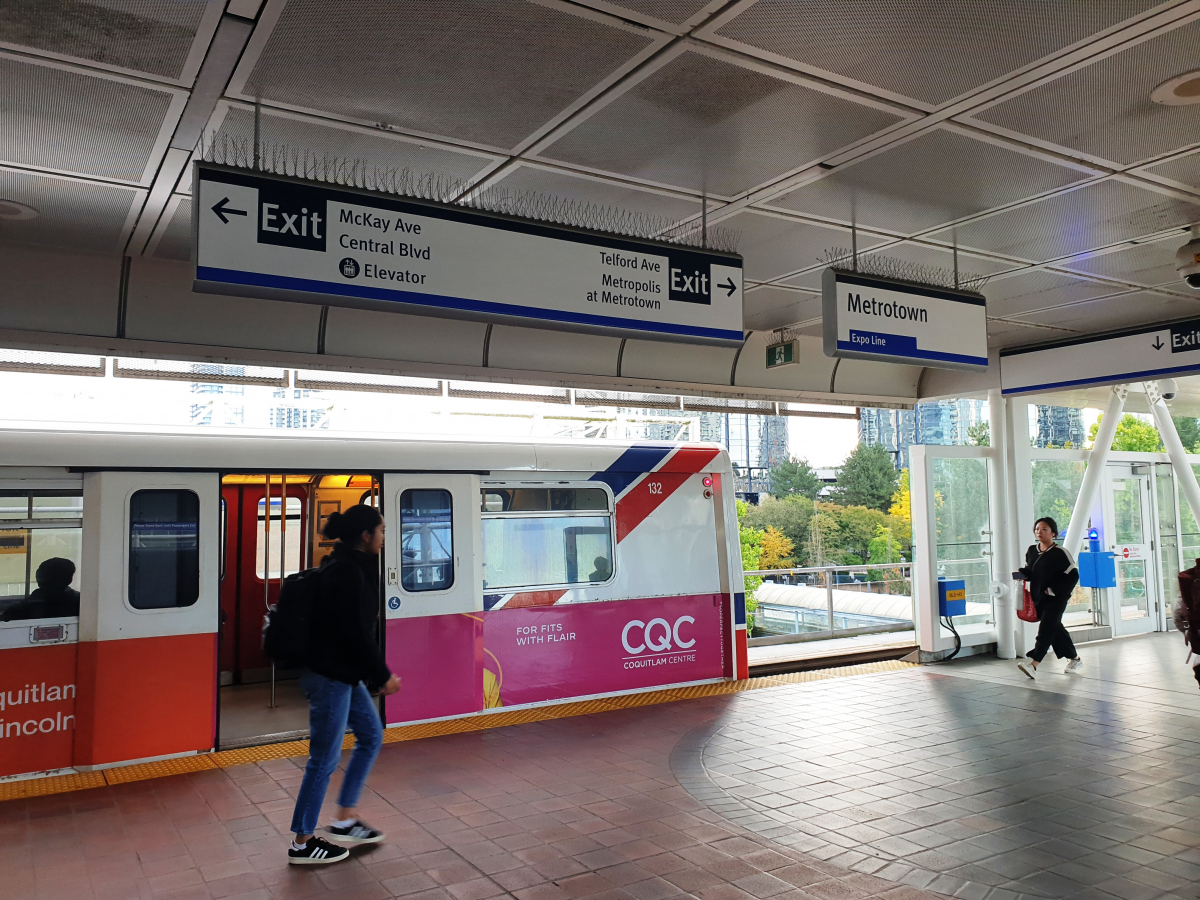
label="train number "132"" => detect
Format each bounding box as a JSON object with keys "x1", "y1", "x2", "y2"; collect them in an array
[{"x1": 647, "y1": 482, "x2": 662, "y2": 495}]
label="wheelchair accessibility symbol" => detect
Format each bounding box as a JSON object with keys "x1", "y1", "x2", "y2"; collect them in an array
[{"x1": 388, "y1": 596, "x2": 401, "y2": 610}]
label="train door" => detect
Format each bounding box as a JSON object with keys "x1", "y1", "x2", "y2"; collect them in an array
[
  {"x1": 0, "y1": 479, "x2": 83, "y2": 778},
  {"x1": 381, "y1": 474, "x2": 482, "y2": 725},
  {"x1": 75, "y1": 472, "x2": 219, "y2": 767},
  {"x1": 217, "y1": 475, "x2": 309, "y2": 749},
  {"x1": 1104, "y1": 464, "x2": 1159, "y2": 636}
]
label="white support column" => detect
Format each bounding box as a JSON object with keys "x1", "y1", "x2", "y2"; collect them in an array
[
  {"x1": 1147, "y1": 380, "x2": 1200, "y2": 533},
  {"x1": 1062, "y1": 385, "x2": 1128, "y2": 557},
  {"x1": 988, "y1": 389, "x2": 1016, "y2": 658},
  {"x1": 1001, "y1": 396, "x2": 1032, "y2": 658}
]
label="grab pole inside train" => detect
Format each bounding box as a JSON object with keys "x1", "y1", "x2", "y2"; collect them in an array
[{"x1": 265, "y1": 472, "x2": 276, "y2": 709}]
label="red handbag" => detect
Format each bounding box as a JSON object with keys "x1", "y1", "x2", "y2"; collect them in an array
[{"x1": 1017, "y1": 583, "x2": 1040, "y2": 623}]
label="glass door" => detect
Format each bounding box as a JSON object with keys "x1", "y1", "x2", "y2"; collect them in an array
[{"x1": 1105, "y1": 466, "x2": 1158, "y2": 636}]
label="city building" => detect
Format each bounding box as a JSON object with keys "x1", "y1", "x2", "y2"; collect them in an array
[
  {"x1": 859, "y1": 399, "x2": 988, "y2": 469},
  {"x1": 1033, "y1": 405, "x2": 1085, "y2": 448}
]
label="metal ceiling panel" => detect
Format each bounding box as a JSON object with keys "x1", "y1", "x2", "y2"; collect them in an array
[
  {"x1": 1020, "y1": 290, "x2": 1200, "y2": 334},
  {"x1": 1058, "y1": 236, "x2": 1188, "y2": 287},
  {"x1": 592, "y1": 1, "x2": 714, "y2": 25},
  {"x1": 981, "y1": 269, "x2": 1118, "y2": 317},
  {"x1": 974, "y1": 20, "x2": 1200, "y2": 167},
  {"x1": 931, "y1": 179, "x2": 1200, "y2": 264},
  {"x1": 711, "y1": 0, "x2": 1158, "y2": 106},
  {"x1": 1144, "y1": 150, "x2": 1200, "y2": 192},
  {"x1": 723, "y1": 210, "x2": 884, "y2": 283},
  {"x1": 323, "y1": 307, "x2": 488, "y2": 367},
  {"x1": 238, "y1": 0, "x2": 654, "y2": 150},
  {"x1": 488, "y1": 325, "x2": 621, "y2": 377},
  {"x1": 489, "y1": 164, "x2": 702, "y2": 223},
  {"x1": 986, "y1": 318, "x2": 1068, "y2": 347},
  {"x1": 151, "y1": 196, "x2": 191, "y2": 261},
  {"x1": 0, "y1": 168, "x2": 142, "y2": 255},
  {"x1": 202, "y1": 106, "x2": 497, "y2": 192},
  {"x1": 540, "y1": 49, "x2": 903, "y2": 197},
  {"x1": 770, "y1": 128, "x2": 1089, "y2": 235},
  {"x1": 0, "y1": 55, "x2": 179, "y2": 183},
  {"x1": 0, "y1": 0, "x2": 213, "y2": 81},
  {"x1": 742, "y1": 285, "x2": 819, "y2": 331}
]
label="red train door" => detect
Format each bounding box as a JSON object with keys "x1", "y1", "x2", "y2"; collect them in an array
[{"x1": 220, "y1": 479, "x2": 308, "y2": 684}]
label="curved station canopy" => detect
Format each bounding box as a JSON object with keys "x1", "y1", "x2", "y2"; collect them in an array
[{"x1": 2, "y1": 0, "x2": 1200, "y2": 410}]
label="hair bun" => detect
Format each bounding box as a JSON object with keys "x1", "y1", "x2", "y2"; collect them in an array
[{"x1": 322, "y1": 510, "x2": 346, "y2": 541}]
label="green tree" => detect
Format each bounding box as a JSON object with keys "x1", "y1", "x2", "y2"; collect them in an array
[
  {"x1": 740, "y1": 494, "x2": 814, "y2": 565},
  {"x1": 1088, "y1": 413, "x2": 1163, "y2": 452},
  {"x1": 830, "y1": 443, "x2": 899, "y2": 511},
  {"x1": 967, "y1": 420, "x2": 990, "y2": 447},
  {"x1": 736, "y1": 499, "x2": 763, "y2": 633},
  {"x1": 768, "y1": 456, "x2": 822, "y2": 500},
  {"x1": 1174, "y1": 416, "x2": 1200, "y2": 453}
]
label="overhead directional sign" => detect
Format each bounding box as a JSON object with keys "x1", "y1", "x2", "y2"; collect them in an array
[
  {"x1": 822, "y1": 269, "x2": 988, "y2": 370},
  {"x1": 1001, "y1": 317, "x2": 1200, "y2": 394},
  {"x1": 193, "y1": 164, "x2": 744, "y2": 345}
]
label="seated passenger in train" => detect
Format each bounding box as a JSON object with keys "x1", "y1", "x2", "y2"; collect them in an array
[
  {"x1": 589, "y1": 556, "x2": 612, "y2": 582},
  {"x1": 0, "y1": 558, "x2": 80, "y2": 621}
]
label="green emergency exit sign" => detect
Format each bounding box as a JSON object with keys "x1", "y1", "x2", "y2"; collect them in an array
[{"x1": 766, "y1": 340, "x2": 796, "y2": 368}]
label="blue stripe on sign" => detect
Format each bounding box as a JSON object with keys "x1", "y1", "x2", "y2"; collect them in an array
[
  {"x1": 197, "y1": 267, "x2": 746, "y2": 343},
  {"x1": 734, "y1": 592, "x2": 746, "y2": 626},
  {"x1": 588, "y1": 444, "x2": 674, "y2": 498},
  {"x1": 838, "y1": 333, "x2": 987, "y2": 367}
]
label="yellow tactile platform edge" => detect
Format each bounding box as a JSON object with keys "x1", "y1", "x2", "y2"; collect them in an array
[{"x1": 0, "y1": 659, "x2": 914, "y2": 802}]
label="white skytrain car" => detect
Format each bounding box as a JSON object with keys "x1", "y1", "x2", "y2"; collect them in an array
[{"x1": 0, "y1": 427, "x2": 747, "y2": 780}]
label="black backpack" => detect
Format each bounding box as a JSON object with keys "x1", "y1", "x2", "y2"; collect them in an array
[{"x1": 262, "y1": 567, "x2": 323, "y2": 669}]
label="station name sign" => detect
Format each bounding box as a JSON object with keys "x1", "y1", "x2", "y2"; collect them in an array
[
  {"x1": 822, "y1": 269, "x2": 988, "y2": 370},
  {"x1": 1001, "y1": 317, "x2": 1200, "y2": 394},
  {"x1": 193, "y1": 164, "x2": 744, "y2": 345}
]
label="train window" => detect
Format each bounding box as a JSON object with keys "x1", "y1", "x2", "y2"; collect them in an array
[
  {"x1": 0, "y1": 491, "x2": 83, "y2": 622},
  {"x1": 128, "y1": 490, "x2": 200, "y2": 610},
  {"x1": 480, "y1": 486, "x2": 613, "y2": 591},
  {"x1": 400, "y1": 489, "x2": 453, "y2": 592},
  {"x1": 480, "y1": 487, "x2": 609, "y2": 513},
  {"x1": 256, "y1": 496, "x2": 303, "y2": 580}
]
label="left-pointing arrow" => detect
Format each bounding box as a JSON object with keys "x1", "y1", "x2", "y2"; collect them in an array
[{"x1": 211, "y1": 197, "x2": 248, "y2": 224}]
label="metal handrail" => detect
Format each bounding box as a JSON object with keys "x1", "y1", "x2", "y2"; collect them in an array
[{"x1": 744, "y1": 562, "x2": 914, "y2": 648}]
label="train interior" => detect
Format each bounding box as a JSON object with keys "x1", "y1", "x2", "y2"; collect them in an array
[{"x1": 218, "y1": 473, "x2": 380, "y2": 750}]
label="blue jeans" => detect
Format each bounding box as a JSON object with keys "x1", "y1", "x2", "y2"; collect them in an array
[{"x1": 289, "y1": 670, "x2": 383, "y2": 836}]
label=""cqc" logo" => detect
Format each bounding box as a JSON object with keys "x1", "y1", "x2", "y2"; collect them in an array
[{"x1": 622, "y1": 616, "x2": 695, "y2": 655}]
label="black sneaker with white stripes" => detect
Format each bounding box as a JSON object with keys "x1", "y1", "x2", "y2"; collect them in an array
[
  {"x1": 326, "y1": 819, "x2": 384, "y2": 845},
  {"x1": 288, "y1": 836, "x2": 350, "y2": 865}
]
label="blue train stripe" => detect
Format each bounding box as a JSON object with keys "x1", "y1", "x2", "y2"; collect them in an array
[{"x1": 588, "y1": 443, "x2": 674, "y2": 498}]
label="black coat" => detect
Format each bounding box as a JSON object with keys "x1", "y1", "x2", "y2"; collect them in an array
[
  {"x1": 1020, "y1": 544, "x2": 1079, "y2": 609},
  {"x1": 306, "y1": 544, "x2": 392, "y2": 691}
]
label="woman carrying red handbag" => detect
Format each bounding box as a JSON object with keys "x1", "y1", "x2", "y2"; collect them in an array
[{"x1": 1015, "y1": 517, "x2": 1083, "y2": 679}]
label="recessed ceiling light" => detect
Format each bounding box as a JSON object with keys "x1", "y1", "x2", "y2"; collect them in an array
[
  {"x1": 0, "y1": 199, "x2": 38, "y2": 220},
  {"x1": 1151, "y1": 70, "x2": 1200, "y2": 105}
]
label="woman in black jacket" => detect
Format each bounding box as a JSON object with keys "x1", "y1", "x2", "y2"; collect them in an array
[
  {"x1": 1016, "y1": 516, "x2": 1082, "y2": 679},
  {"x1": 288, "y1": 504, "x2": 401, "y2": 865}
]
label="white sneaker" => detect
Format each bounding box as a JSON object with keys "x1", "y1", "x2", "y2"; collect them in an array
[
  {"x1": 1017, "y1": 660, "x2": 1036, "y2": 679},
  {"x1": 1065, "y1": 657, "x2": 1083, "y2": 673}
]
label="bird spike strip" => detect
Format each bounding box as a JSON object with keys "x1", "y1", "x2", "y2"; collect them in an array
[
  {"x1": 200, "y1": 133, "x2": 739, "y2": 254},
  {"x1": 821, "y1": 247, "x2": 991, "y2": 294},
  {"x1": 0, "y1": 659, "x2": 914, "y2": 802}
]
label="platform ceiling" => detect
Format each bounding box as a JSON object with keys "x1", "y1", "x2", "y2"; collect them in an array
[{"x1": 2, "y1": 1, "x2": 1200, "y2": 403}]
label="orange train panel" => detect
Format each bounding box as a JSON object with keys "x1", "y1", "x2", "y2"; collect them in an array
[
  {"x1": 74, "y1": 633, "x2": 217, "y2": 767},
  {"x1": 0, "y1": 643, "x2": 78, "y2": 778}
]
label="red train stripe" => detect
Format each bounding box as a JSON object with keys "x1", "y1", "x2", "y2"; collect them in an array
[
  {"x1": 615, "y1": 446, "x2": 720, "y2": 543},
  {"x1": 503, "y1": 589, "x2": 568, "y2": 609}
]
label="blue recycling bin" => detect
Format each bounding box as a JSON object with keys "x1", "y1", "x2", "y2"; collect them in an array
[{"x1": 938, "y1": 577, "x2": 967, "y2": 617}]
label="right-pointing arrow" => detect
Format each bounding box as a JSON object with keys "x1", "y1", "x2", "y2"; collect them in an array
[{"x1": 719, "y1": 277, "x2": 737, "y2": 297}]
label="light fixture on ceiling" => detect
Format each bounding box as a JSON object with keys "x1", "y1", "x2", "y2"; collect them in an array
[
  {"x1": 1151, "y1": 70, "x2": 1200, "y2": 105},
  {"x1": 0, "y1": 199, "x2": 38, "y2": 221}
]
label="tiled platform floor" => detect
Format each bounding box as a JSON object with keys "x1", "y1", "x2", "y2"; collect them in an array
[{"x1": 5, "y1": 632, "x2": 1199, "y2": 900}]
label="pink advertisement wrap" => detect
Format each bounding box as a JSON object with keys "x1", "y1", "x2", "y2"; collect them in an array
[{"x1": 385, "y1": 594, "x2": 726, "y2": 724}]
